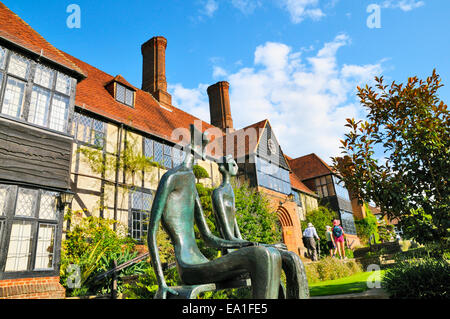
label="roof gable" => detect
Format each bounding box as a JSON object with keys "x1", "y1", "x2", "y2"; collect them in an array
[
  {"x1": 256, "y1": 121, "x2": 290, "y2": 170},
  {"x1": 288, "y1": 153, "x2": 333, "y2": 181}
]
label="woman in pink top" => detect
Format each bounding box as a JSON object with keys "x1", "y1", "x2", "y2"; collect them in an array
[{"x1": 332, "y1": 219, "x2": 346, "y2": 260}]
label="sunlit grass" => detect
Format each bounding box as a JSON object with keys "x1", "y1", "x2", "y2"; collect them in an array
[{"x1": 309, "y1": 270, "x2": 386, "y2": 297}]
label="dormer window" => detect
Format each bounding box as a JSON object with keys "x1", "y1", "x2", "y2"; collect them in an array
[{"x1": 116, "y1": 83, "x2": 134, "y2": 107}]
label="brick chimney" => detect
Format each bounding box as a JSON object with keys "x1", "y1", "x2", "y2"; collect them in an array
[
  {"x1": 207, "y1": 81, "x2": 234, "y2": 132},
  {"x1": 141, "y1": 36, "x2": 172, "y2": 106}
]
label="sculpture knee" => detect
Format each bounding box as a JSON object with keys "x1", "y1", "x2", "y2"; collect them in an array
[{"x1": 253, "y1": 246, "x2": 281, "y2": 268}]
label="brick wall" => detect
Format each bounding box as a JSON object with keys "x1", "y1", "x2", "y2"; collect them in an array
[{"x1": 0, "y1": 276, "x2": 65, "y2": 299}]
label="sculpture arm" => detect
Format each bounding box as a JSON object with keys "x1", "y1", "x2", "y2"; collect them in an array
[
  {"x1": 147, "y1": 176, "x2": 177, "y2": 298},
  {"x1": 234, "y1": 218, "x2": 243, "y2": 240},
  {"x1": 195, "y1": 192, "x2": 255, "y2": 249}
]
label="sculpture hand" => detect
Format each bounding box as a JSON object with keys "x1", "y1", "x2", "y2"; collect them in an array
[{"x1": 154, "y1": 285, "x2": 179, "y2": 299}]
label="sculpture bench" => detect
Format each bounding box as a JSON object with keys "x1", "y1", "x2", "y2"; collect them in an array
[{"x1": 165, "y1": 278, "x2": 286, "y2": 299}]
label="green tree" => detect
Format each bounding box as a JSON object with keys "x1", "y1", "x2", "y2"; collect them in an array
[
  {"x1": 354, "y1": 205, "x2": 380, "y2": 245},
  {"x1": 332, "y1": 70, "x2": 449, "y2": 248},
  {"x1": 193, "y1": 164, "x2": 210, "y2": 183},
  {"x1": 233, "y1": 181, "x2": 282, "y2": 244}
]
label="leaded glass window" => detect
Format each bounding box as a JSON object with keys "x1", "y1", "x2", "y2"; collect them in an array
[
  {"x1": 1, "y1": 77, "x2": 26, "y2": 118},
  {"x1": 0, "y1": 46, "x2": 6, "y2": 69},
  {"x1": 5, "y1": 221, "x2": 33, "y2": 272},
  {"x1": 173, "y1": 147, "x2": 185, "y2": 166},
  {"x1": 153, "y1": 141, "x2": 164, "y2": 165},
  {"x1": 55, "y1": 72, "x2": 71, "y2": 95},
  {"x1": 315, "y1": 175, "x2": 337, "y2": 198},
  {"x1": 0, "y1": 185, "x2": 8, "y2": 216},
  {"x1": 28, "y1": 86, "x2": 51, "y2": 126},
  {"x1": 34, "y1": 224, "x2": 56, "y2": 270},
  {"x1": 130, "y1": 190, "x2": 153, "y2": 243},
  {"x1": 144, "y1": 138, "x2": 153, "y2": 158},
  {"x1": 15, "y1": 188, "x2": 38, "y2": 217},
  {"x1": 116, "y1": 83, "x2": 134, "y2": 107},
  {"x1": 34, "y1": 64, "x2": 54, "y2": 89},
  {"x1": 49, "y1": 94, "x2": 69, "y2": 132},
  {"x1": 72, "y1": 112, "x2": 106, "y2": 148},
  {"x1": 256, "y1": 156, "x2": 291, "y2": 195},
  {"x1": 39, "y1": 191, "x2": 58, "y2": 220},
  {"x1": 0, "y1": 185, "x2": 61, "y2": 274},
  {"x1": 7, "y1": 53, "x2": 30, "y2": 79}
]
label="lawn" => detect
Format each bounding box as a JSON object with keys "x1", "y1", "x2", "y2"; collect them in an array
[{"x1": 309, "y1": 270, "x2": 386, "y2": 297}]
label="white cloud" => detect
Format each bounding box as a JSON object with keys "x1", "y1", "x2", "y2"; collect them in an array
[
  {"x1": 382, "y1": 0, "x2": 425, "y2": 11},
  {"x1": 280, "y1": 0, "x2": 325, "y2": 23},
  {"x1": 231, "y1": 0, "x2": 262, "y2": 14},
  {"x1": 199, "y1": 0, "x2": 219, "y2": 17},
  {"x1": 213, "y1": 66, "x2": 228, "y2": 78},
  {"x1": 170, "y1": 34, "x2": 384, "y2": 161}
]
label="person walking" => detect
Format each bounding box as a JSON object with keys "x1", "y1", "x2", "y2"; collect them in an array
[
  {"x1": 325, "y1": 226, "x2": 337, "y2": 257},
  {"x1": 303, "y1": 223, "x2": 320, "y2": 261},
  {"x1": 332, "y1": 219, "x2": 346, "y2": 260}
]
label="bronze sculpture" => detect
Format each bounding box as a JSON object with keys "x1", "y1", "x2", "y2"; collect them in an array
[
  {"x1": 147, "y1": 125, "x2": 282, "y2": 299},
  {"x1": 212, "y1": 155, "x2": 310, "y2": 299}
]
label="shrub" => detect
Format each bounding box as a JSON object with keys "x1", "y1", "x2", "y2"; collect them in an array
[
  {"x1": 382, "y1": 257, "x2": 450, "y2": 299},
  {"x1": 355, "y1": 207, "x2": 379, "y2": 245},
  {"x1": 60, "y1": 215, "x2": 136, "y2": 296},
  {"x1": 305, "y1": 257, "x2": 363, "y2": 284}
]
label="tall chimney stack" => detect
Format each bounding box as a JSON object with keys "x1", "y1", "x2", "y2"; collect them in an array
[
  {"x1": 207, "y1": 81, "x2": 234, "y2": 132},
  {"x1": 141, "y1": 36, "x2": 172, "y2": 106}
]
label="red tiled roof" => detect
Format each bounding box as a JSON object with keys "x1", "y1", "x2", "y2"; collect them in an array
[
  {"x1": 289, "y1": 172, "x2": 316, "y2": 196},
  {"x1": 0, "y1": 3, "x2": 84, "y2": 76},
  {"x1": 288, "y1": 153, "x2": 333, "y2": 181},
  {"x1": 209, "y1": 119, "x2": 267, "y2": 158},
  {"x1": 61, "y1": 51, "x2": 216, "y2": 144}
]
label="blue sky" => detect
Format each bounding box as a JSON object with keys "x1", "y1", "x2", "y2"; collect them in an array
[{"x1": 3, "y1": 0, "x2": 449, "y2": 161}]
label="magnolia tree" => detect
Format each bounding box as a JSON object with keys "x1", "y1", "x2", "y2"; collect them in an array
[{"x1": 332, "y1": 70, "x2": 449, "y2": 248}]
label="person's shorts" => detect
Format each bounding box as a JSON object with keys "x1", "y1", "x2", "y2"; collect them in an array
[
  {"x1": 334, "y1": 236, "x2": 344, "y2": 243},
  {"x1": 327, "y1": 241, "x2": 335, "y2": 249}
]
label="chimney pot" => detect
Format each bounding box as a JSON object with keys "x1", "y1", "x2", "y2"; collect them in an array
[
  {"x1": 207, "y1": 81, "x2": 234, "y2": 132},
  {"x1": 141, "y1": 36, "x2": 172, "y2": 106}
]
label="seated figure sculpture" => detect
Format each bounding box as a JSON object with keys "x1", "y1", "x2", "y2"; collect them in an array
[
  {"x1": 147, "y1": 125, "x2": 282, "y2": 299},
  {"x1": 212, "y1": 155, "x2": 310, "y2": 299}
]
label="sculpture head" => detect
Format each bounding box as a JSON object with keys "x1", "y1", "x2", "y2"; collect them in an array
[
  {"x1": 189, "y1": 124, "x2": 209, "y2": 161},
  {"x1": 219, "y1": 154, "x2": 238, "y2": 177}
]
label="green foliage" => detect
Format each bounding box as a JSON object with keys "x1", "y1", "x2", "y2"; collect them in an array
[
  {"x1": 123, "y1": 264, "x2": 181, "y2": 299},
  {"x1": 78, "y1": 135, "x2": 159, "y2": 187},
  {"x1": 332, "y1": 70, "x2": 450, "y2": 247},
  {"x1": 301, "y1": 206, "x2": 339, "y2": 256},
  {"x1": 377, "y1": 220, "x2": 396, "y2": 243},
  {"x1": 382, "y1": 257, "x2": 450, "y2": 299},
  {"x1": 193, "y1": 165, "x2": 210, "y2": 182},
  {"x1": 233, "y1": 181, "x2": 282, "y2": 244},
  {"x1": 305, "y1": 257, "x2": 363, "y2": 284},
  {"x1": 355, "y1": 207, "x2": 379, "y2": 245},
  {"x1": 60, "y1": 215, "x2": 136, "y2": 296}
]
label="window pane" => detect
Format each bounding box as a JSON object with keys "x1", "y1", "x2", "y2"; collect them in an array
[
  {"x1": 55, "y1": 72, "x2": 71, "y2": 95},
  {"x1": 172, "y1": 147, "x2": 185, "y2": 166},
  {"x1": 34, "y1": 224, "x2": 56, "y2": 270},
  {"x1": 154, "y1": 141, "x2": 163, "y2": 165},
  {"x1": 28, "y1": 86, "x2": 51, "y2": 126},
  {"x1": 125, "y1": 89, "x2": 133, "y2": 106},
  {"x1": 34, "y1": 64, "x2": 54, "y2": 89},
  {"x1": 15, "y1": 188, "x2": 38, "y2": 217},
  {"x1": 144, "y1": 138, "x2": 153, "y2": 158},
  {"x1": 1, "y1": 77, "x2": 26, "y2": 118},
  {"x1": 5, "y1": 221, "x2": 33, "y2": 272},
  {"x1": 142, "y1": 193, "x2": 153, "y2": 211},
  {"x1": 0, "y1": 184, "x2": 10, "y2": 216},
  {"x1": 0, "y1": 46, "x2": 6, "y2": 69},
  {"x1": 116, "y1": 84, "x2": 125, "y2": 103},
  {"x1": 163, "y1": 155, "x2": 172, "y2": 169},
  {"x1": 49, "y1": 94, "x2": 69, "y2": 132},
  {"x1": 8, "y1": 54, "x2": 30, "y2": 78},
  {"x1": 39, "y1": 191, "x2": 58, "y2": 220}
]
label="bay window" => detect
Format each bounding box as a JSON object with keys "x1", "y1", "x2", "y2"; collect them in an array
[
  {"x1": 0, "y1": 45, "x2": 75, "y2": 134},
  {"x1": 0, "y1": 184, "x2": 62, "y2": 276},
  {"x1": 256, "y1": 156, "x2": 291, "y2": 195}
]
